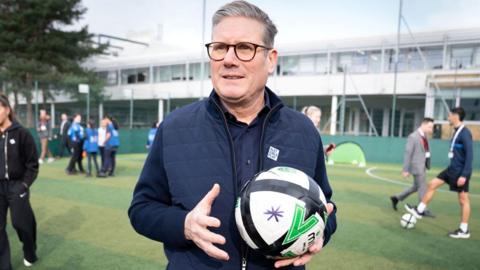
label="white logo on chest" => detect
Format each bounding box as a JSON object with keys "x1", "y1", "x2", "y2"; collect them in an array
[
  {"x1": 9, "y1": 139, "x2": 15, "y2": 145},
  {"x1": 267, "y1": 146, "x2": 280, "y2": 161}
]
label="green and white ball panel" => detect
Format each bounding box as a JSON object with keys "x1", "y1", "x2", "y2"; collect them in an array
[
  {"x1": 255, "y1": 167, "x2": 311, "y2": 190},
  {"x1": 249, "y1": 191, "x2": 302, "y2": 245},
  {"x1": 280, "y1": 212, "x2": 325, "y2": 257}
]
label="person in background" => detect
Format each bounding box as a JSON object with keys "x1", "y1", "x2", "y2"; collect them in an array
[
  {"x1": 37, "y1": 109, "x2": 54, "y2": 164},
  {"x1": 146, "y1": 121, "x2": 159, "y2": 150},
  {"x1": 390, "y1": 118, "x2": 434, "y2": 218},
  {"x1": 83, "y1": 119, "x2": 100, "y2": 178},
  {"x1": 57, "y1": 113, "x2": 71, "y2": 158},
  {"x1": 301, "y1": 105, "x2": 335, "y2": 156},
  {"x1": 66, "y1": 114, "x2": 84, "y2": 175},
  {"x1": 406, "y1": 107, "x2": 473, "y2": 239},
  {"x1": 0, "y1": 94, "x2": 39, "y2": 269},
  {"x1": 97, "y1": 118, "x2": 107, "y2": 170},
  {"x1": 99, "y1": 115, "x2": 119, "y2": 177}
]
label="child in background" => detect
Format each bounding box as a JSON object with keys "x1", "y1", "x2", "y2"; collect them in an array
[
  {"x1": 146, "y1": 121, "x2": 159, "y2": 150},
  {"x1": 83, "y1": 120, "x2": 100, "y2": 177}
]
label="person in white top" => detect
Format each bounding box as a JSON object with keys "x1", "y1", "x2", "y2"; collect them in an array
[{"x1": 97, "y1": 118, "x2": 107, "y2": 170}]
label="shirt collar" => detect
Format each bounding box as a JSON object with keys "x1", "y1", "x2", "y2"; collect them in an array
[
  {"x1": 417, "y1": 128, "x2": 425, "y2": 138},
  {"x1": 212, "y1": 89, "x2": 271, "y2": 121}
]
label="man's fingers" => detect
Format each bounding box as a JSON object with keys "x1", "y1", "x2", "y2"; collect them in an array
[
  {"x1": 199, "y1": 184, "x2": 221, "y2": 209},
  {"x1": 274, "y1": 257, "x2": 297, "y2": 268},
  {"x1": 293, "y1": 253, "x2": 313, "y2": 266},
  {"x1": 308, "y1": 239, "x2": 323, "y2": 254},
  {"x1": 199, "y1": 228, "x2": 226, "y2": 245},
  {"x1": 326, "y1": 203, "x2": 334, "y2": 215},
  {"x1": 202, "y1": 241, "x2": 230, "y2": 261},
  {"x1": 200, "y1": 216, "x2": 221, "y2": 228}
]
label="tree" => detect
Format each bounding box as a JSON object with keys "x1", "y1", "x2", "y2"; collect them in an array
[{"x1": 0, "y1": 0, "x2": 107, "y2": 127}]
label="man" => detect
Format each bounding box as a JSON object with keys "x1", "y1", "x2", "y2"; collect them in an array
[
  {"x1": 128, "y1": 1, "x2": 337, "y2": 269},
  {"x1": 406, "y1": 107, "x2": 473, "y2": 239},
  {"x1": 390, "y1": 118, "x2": 434, "y2": 214},
  {"x1": 65, "y1": 114, "x2": 84, "y2": 175},
  {"x1": 58, "y1": 113, "x2": 71, "y2": 158}
]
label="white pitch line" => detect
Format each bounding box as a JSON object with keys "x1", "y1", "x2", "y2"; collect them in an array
[{"x1": 365, "y1": 167, "x2": 480, "y2": 198}]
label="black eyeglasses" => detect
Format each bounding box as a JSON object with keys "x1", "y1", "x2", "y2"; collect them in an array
[{"x1": 205, "y1": 42, "x2": 272, "y2": 62}]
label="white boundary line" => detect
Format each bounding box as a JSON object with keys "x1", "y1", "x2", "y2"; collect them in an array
[{"x1": 365, "y1": 167, "x2": 480, "y2": 198}]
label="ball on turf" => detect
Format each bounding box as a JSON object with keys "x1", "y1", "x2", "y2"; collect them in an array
[
  {"x1": 235, "y1": 166, "x2": 328, "y2": 258},
  {"x1": 400, "y1": 213, "x2": 417, "y2": 229}
]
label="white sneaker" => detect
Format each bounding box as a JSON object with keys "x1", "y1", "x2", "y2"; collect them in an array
[
  {"x1": 24, "y1": 258, "x2": 33, "y2": 267},
  {"x1": 47, "y1": 157, "x2": 55, "y2": 163},
  {"x1": 38, "y1": 159, "x2": 44, "y2": 165},
  {"x1": 448, "y1": 228, "x2": 470, "y2": 239}
]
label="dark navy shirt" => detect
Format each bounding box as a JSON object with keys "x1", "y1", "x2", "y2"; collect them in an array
[
  {"x1": 213, "y1": 91, "x2": 271, "y2": 188},
  {"x1": 449, "y1": 126, "x2": 473, "y2": 177}
]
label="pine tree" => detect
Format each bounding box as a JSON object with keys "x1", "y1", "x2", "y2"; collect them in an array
[{"x1": 0, "y1": 0, "x2": 107, "y2": 126}]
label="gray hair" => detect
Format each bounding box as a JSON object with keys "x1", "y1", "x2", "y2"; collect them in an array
[{"x1": 212, "y1": 1, "x2": 278, "y2": 48}]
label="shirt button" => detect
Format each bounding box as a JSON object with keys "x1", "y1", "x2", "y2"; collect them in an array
[{"x1": 247, "y1": 159, "x2": 251, "y2": 165}]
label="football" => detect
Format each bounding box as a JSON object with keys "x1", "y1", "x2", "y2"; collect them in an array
[
  {"x1": 235, "y1": 166, "x2": 328, "y2": 258},
  {"x1": 400, "y1": 213, "x2": 417, "y2": 229}
]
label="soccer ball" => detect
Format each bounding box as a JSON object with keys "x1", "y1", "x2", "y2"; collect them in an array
[
  {"x1": 400, "y1": 213, "x2": 417, "y2": 229},
  {"x1": 235, "y1": 166, "x2": 328, "y2": 258}
]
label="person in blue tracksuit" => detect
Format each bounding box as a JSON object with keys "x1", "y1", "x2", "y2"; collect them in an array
[
  {"x1": 146, "y1": 121, "x2": 158, "y2": 150},
  {"x1": 406, "y1": 107, "x2": 473, "y2": 239},
  {"x1": 99, "y1": 116, "x2": 119, "y2": 177},
  {"x1": 128, "y1": 2, "x2": 337, "y2": 270},
  {"x1": 66, "y1": 114, "x2": 84, "y2": 175},
  {"x1": 83, "y1": 120, "x2": 100, "y2": 177}
]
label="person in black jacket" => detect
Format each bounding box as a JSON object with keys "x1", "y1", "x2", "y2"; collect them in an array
[
  {"x1": 0, "y1": 94, "x2": 39, "y2": 269},
  {"x1": 128, "y1": 2, "x2": 336, "y2": 269},
  {"x1": 57, "y1": 113, "x2": 71, "y2": 158}
]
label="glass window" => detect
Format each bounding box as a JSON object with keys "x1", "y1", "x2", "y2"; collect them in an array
[
  {"x1": 97, "y1": 71, "x2": 118, "y2": 86},
  {"x1": 337, "y1": 53, "x2": 352, "y2": 72},
  {"x1": 424, "y1": 47, "x2": 443, "y2": 70},
  {"x1": 299, "y1": 55, "x2": 315, "y2": 74},
  {"x1": 368, "y1": 52, "x2": 382, "y2": 73},
  {"x1": 450, "y1": 46, "x2": 474, "y2": 69},
  {"x1": 121, "y1": 68, "x2": 149, "y2": 84},
  {"x1": 351, "y1": 52, "x2": 369, "y2": 73},
  {"x1": 315, "y1": 54, "x2": 329, "y2": 74},
  {"x1": 434, "y1": 89, "x2": 456, "y2": 121},
  {"x1": 281, "y1": 56, "x2": 300, "y2": 76},
  {"x1": 188, "y1": 62, "x2": 210, "y2": 80},
  {"x1": 408, "y1": 49, "x2": 424, "y2": 71},
  {"x1": 474, "y1": 46, "x2": 480, "y2": 68},
  {"x1": 171, "y1": 64, "x2": 186, "y2": 81},
  {"x1": 460, "y1": 89, "x2": 480, "y2": 121},
  {"x1": 153, "y1": 66, "x2": 171, "y2": 82}
]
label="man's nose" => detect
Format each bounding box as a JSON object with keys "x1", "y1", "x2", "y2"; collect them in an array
[{"x1": 223, "y1": 46, "x2": 238, "y2": 65}]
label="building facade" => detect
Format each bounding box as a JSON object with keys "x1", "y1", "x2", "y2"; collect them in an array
[{"x1": 15, "y1": 28, "x2": 480, "y2": 139}]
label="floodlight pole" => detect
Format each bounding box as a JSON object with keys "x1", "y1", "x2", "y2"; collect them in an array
[
  {"x1": 199, "y1": 0, "x2": 207, "y2": 100},
  {"x1": 391, "y1": 0, "x2": 403, "y2": 137},
  {"x1": 87, "y1": 90, "x2": 90, "y2": 122},
  {"x1": 339, "y1": 64, "x2": 347, "y2": 135},
  {"x1": 34, "y1": 80, "x2": 38, "y2": 128},
  {"x1": 130, "y1": 90, "x2": 133, "y2": 129}
]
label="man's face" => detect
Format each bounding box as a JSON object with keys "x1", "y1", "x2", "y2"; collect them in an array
[
  {"x1": 61, "y1": 114, "x2": 67, "y2": 121},
  {"x1": 448, "y1": 112, "x2": 459, "y2": 125},
  {"x1": 308, "y1": 111, "x2": 321, "y2": 128},
  {"x1": 210, "y1": 16, "x2": 277, "y2": 106},
  {"x1": 422, "y1": 122, "x2": 434, "y2": 135}
]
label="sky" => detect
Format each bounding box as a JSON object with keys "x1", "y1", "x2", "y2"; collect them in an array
[{"x1": 76, "y1": 0, "x2": 480, "y2": 50}]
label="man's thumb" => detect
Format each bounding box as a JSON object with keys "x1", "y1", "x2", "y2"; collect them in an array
[{"x1": 200, "y1": 183, "x2": 221, "y2": 208}]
